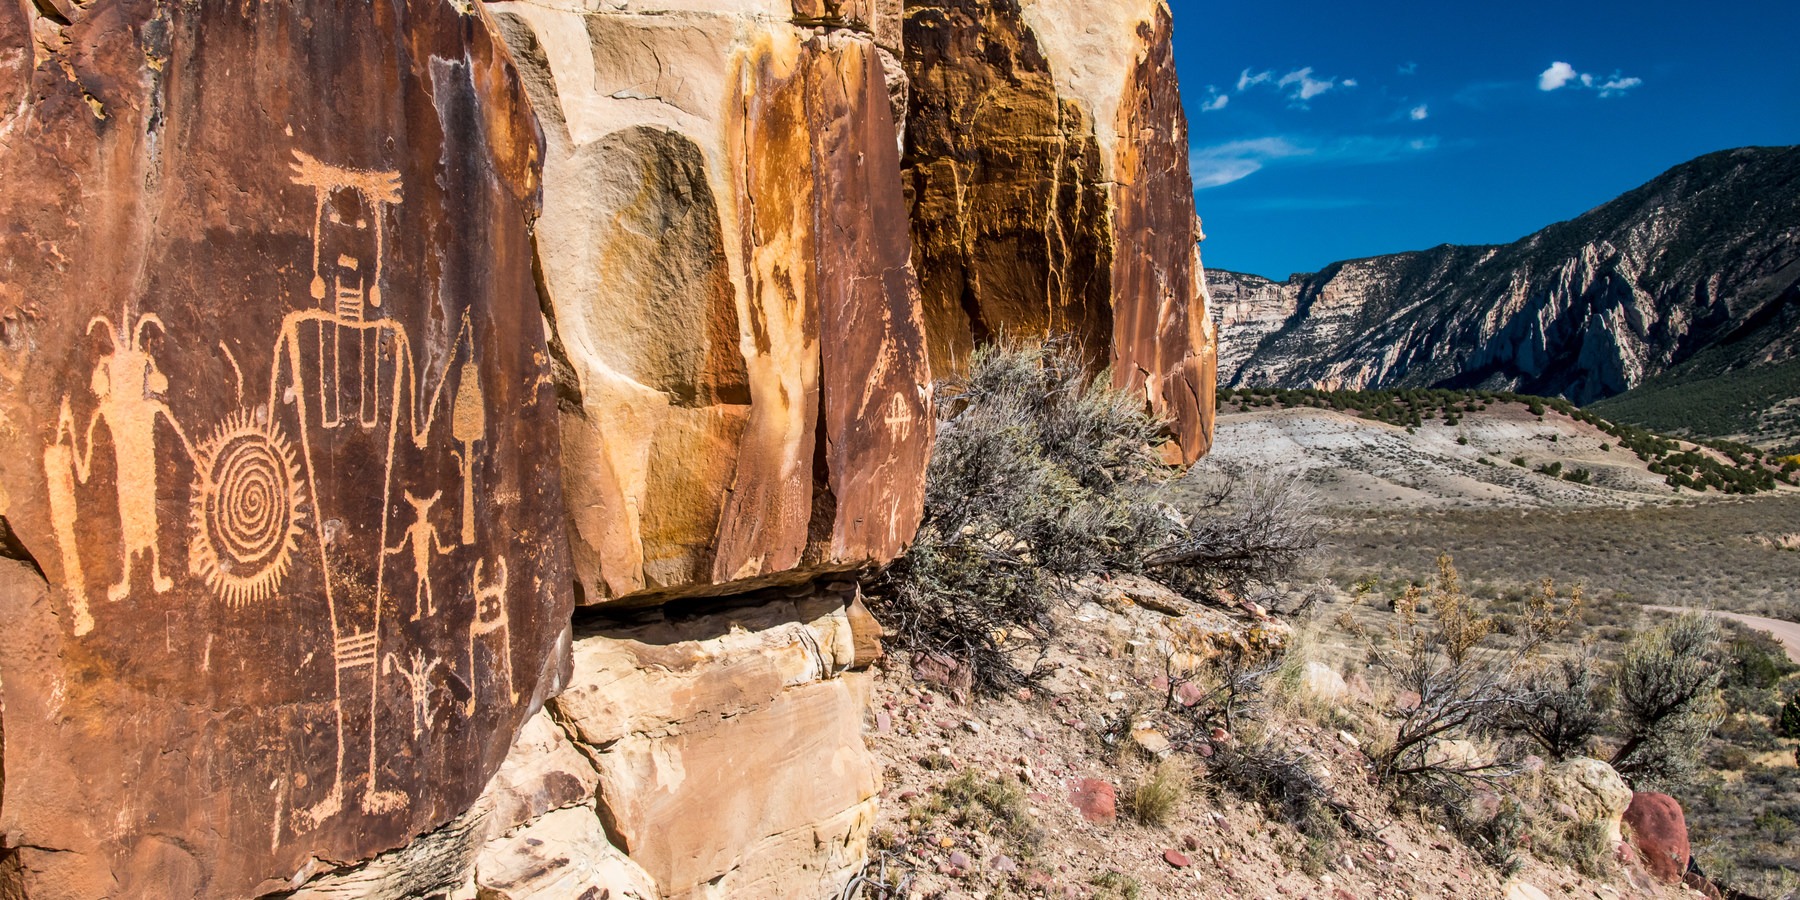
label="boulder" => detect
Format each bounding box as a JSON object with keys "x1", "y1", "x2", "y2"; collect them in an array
[
  {"x1": 0, "y1": 4, "x2": 570, "y2": 897},
  {"x1": 473, "y1": 806, "x2": 659, "y2": 900},
  {"x1": 1301, "y1": 661, "x2": 1350, "y2": 701},
  {"x1": 1623, "y1": 792, "x2": 1690, "y2": 885},
  {"x1": 902, "y1": 0, "x2": 1216, "y2": 460},
  {"x1": 1424, "y1": 739, "x2": 1489, "y2": 772},
  {"x1": 1543, "y1": 757, "x2": 1633, "y2": 843},
  {"x1": 468, "y1": 710, "x2": 604, "y2": 845},
  {"x1": 1504, "y1": 883, "x2": 1551, "y2": 900},
  {"x1": 548, "y1": 583, "x2": 881, "y2": 898},
  {"x1": 1068, "y1": 778, "x2": 1118, "y2": 824},
  {"x1": 486, "y1": 1, "x2": 933, "y2": 605}
]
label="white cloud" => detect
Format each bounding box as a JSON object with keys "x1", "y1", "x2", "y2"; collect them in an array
[
  {"x1": 1398, "y1": 62, "x2": 1418, "y2": 76},
  {"x1": 1200, "y1": 87, "x2": 1230, "y2": 112},
  {"x1": 1541, "y1": 61, "x2": 1643, "y2": 97},
  {"x1": 1236, "y1": 66, "x2": 1355, "y2": 106},
  {"x1": 1189, "y1": 134, "x2": 1439, "y2": 189},
  {"x1": 1539, "y1": 61, "x2": 1579, "y2": 91},
  {"x1": 1278, "y1": 67, "x2": 1338, "y2": 101},
  {"x1": 1593, "y1": 75, "x2": 1643, "y2": 97},
  {"x1": 1237, "y1": 68, "x2": 1273, "y2": 91},
  {"x1": 1409, "y1": 104, "x2": 1429, "y2": 121}
]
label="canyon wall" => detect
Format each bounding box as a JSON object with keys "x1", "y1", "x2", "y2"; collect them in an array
[
  {"x1": 903, "y1": 0, "x2": 1216, "y2": 460},
  {"x1": 1211, "y1": 147, "x2": 1800, "y2": 405},
  {"x1": 0, "y1": 0, "x2": 1211, "y2": 897}
]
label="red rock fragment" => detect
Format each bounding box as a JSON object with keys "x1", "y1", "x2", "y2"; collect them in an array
[{"x1": 1067, "y1": 778, "x2": 1117, "y2": 824}]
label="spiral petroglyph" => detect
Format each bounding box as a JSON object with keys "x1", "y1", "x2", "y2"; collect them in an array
[{"x1": 190, "y1": 411, "x2": 306, "y2": 606}]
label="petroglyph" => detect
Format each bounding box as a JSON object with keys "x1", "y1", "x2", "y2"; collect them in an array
[
  {"x1": 466, "y1": 557, "x2": 514, "y2": 715},
  {"x1": 46, "y1": 310, "x2": 197, "y2": 633},
  {"x1": 386, "y1": 490, "x2": 456, "y2": 621},
  {"x1": 37, "y1": 148, "x2": 506, "y2": 830},
  {"x1": 189, "y1": 410, "x2": 307, "y2": 606},
  {"x1": 384, "y1": 649, "x2": 444, "y2": 739}
]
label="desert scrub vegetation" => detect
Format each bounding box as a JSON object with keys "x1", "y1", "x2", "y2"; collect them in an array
[
  {"x1": 1319, "y1": 494, "x2": 1800, "y2": 621},
  {"x1": 1365, "y1": 554, "x2": 1582, "y2": 784},
  {"x1": 1125, "y1": 759, "x2": 1190, "y2": 827},
  {"x1": 870, "y1": 339, "x2": 1321, "y2": 693},
  {"x1": 1219, "y1": 386, "x2": 1795, "y2": 492},
  {"x1": 905, "y1": 771, "x2": 1042, "y2": 856}
]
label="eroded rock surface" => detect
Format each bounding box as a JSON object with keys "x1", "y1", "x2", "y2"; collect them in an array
[
  {"x1": 550, "y1": 582, "x2": 883, "y2": 898},
  {"x1": 0, "y1": 3, "x2": 569, "y2": 897},
  {"x1": 487, "y1": 2, "x2": 933, "y2": 606},
  {"x1": 300, "y1": 582, "x2": 885, "y2": 900},
  {"x1": 902, "y1": 0, "x2": 1215, "y2": 460}
]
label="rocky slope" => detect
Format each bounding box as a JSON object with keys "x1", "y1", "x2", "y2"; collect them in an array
[
  {"x1": 1213, "y1": 146, "x2": 1800, "y2": 406},
  {"x1": 0, "y1": 1, "x2": 1213, "y2": 898}
]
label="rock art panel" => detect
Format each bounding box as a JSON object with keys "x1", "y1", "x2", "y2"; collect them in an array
[
  {"x1": 901, "y1": 0, "x2": 1215, "y2": 460},
  {"x1": 488, "y1": 5, "x2": 932, "y2": 604},
  {"x1": 0, "y1": 4, "x2": 569, "y2": 897}
]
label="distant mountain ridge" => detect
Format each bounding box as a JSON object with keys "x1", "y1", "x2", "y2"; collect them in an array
[{"x1": 1210, "y1": 146, "x2": 1800, "y2": 418}]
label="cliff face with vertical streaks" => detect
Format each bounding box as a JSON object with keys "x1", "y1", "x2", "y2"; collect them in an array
[
  {"x1": 0, "y1": 0, "x2": 1215, "y2": 897},
  {"x1": 902, "y1": 0, "x2": 1216, "y2": 460}
]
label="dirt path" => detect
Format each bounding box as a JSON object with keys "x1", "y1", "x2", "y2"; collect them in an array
[{"x1": 1648, "y1": 605, "x2": 1800, "y2": 664}]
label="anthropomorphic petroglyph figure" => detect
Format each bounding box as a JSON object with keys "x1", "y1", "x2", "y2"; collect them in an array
[
  {"x1": 466, "y1": 557, "x2": 514, "y2": 715},
  {"x1": 280, "y1": 151, "x2": 416, "y2": 828},
  {"x1": 385, "y1": 490, "x2": 456, "y2": 621},
  {"x1": 50, "y1": 312, "x2": 196, "y2": 616}
]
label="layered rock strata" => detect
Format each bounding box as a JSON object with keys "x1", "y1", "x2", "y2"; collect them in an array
[
  {"x1": 902, "y1": 0, "x2": 1216, "y2": 459},
  {"x1": 486, "y1": 1, "x2": 933, "y2": 606},
  {"x1": 269, "y1": 581, "x2": 876, "y2": 899},
  {"x1": 1212, "y1": 147, "x2": 1800, "y2": 404},
  {"x1": 0, "y1": 3, "x2": 568, "y2": 897}
]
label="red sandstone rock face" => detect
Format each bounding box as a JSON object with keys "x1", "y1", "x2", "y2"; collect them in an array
[
  {"x1": 1624, "y1": 792, "x2": 1691, "y2": 885},
  {"x1": 0, "y1": 3, "x2": 569, "y2": 897},
  {"x1": 1109, "y1": 7, "x2": 1217, "y2": 461},
  {"x1": 902, "y1": 0, "x2": 1216, "y2": 461}
]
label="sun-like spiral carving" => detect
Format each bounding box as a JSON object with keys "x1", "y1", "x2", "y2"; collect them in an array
[{"x1": 190, "y1": 411, "x2": 306, "y2": 606}]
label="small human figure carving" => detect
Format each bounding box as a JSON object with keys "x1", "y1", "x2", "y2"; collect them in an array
[{"x1": 383, "y1": 490, "x2": 456, "y2": 620}]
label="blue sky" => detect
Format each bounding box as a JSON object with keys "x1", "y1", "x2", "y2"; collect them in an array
[{"x1": 1170, "y1": 2, "x2": 1800, "y2": 279}]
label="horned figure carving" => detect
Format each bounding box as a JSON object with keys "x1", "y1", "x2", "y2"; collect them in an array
[{"x1": 46, "y1": 310, "x2": 196, "y2": 634}]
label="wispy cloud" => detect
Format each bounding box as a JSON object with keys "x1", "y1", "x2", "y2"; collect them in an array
[
  {"x1": 1539, "y1": 61, "x2": 1643, "y2": 97},
  {"x1": 1409, "y1": 104, "x2": 1430, "y2": 121},
  {"x1": 1236, "y1": 66, "x2": 1356, "y2": 106},
  {"x1": 1199, "y1": 86, "x2": 1230, "y2": 112},
  {"x1": 1397, "y1": 62, "x2": 1418, "y2": 76},
  {"x1": 1189, "y1": 134, "x2": 1441, "y2": 189}
]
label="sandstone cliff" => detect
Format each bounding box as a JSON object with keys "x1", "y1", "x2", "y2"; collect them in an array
[
  {"x1": 1213, "y1": 146, "x2": 1800, "y2": 408},
  {"x1": 903, "y1": 0, "x2": 1217, "y2": 460},
  {"x1": 485, "y1": 0, "x2": 932, "y2": 607},
  {"x1": 0, "y1": 1, "x2": 1212, "y2": 897}
]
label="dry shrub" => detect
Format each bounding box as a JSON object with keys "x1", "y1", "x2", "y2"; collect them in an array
[
  {"x1": 1609, "y1": 612, "x2": 1725, "y2": 787},
  {"x1": 871, "y1": 338, "x2": 1322, "y2": 693},
  {"x1": 1370, "y1": 555, "x2": 1581, "y2": 784}
]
